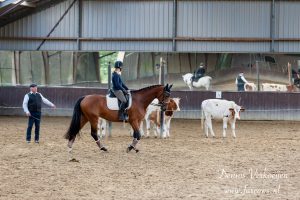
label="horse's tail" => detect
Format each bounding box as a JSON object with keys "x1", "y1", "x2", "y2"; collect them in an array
[{"x1": 65, "y1": 96, "x2": 85, "y2": 140}]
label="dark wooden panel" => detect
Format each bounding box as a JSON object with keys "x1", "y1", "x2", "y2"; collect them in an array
[{"x1": 0, "y1": 86, "x2": 299, "y2": 119}]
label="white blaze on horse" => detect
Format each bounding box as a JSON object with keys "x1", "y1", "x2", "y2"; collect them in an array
[
  {"x1": 182, "y1": 73, "x2": 212, "y2": 90},
  {"x1": 201, "y1": 99, "x2": 245, "y2": 138},
  {"x1": 142, "y1": 98, "x2": 181, "y2": 138}
]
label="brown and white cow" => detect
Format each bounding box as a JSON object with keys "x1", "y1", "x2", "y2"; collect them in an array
[
  {"x1": 142, "y1": 98, "x2": 180, "y2": 138},
  {"x1": 244, "y1": 82, "x2": 257, "y2": 91},
  {"x1": 201, "y1": 99, "x2": 245, "y2": 138}
]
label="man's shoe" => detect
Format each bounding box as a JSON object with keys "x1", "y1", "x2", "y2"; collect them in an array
[
  {"x1": 35, "y1": 140, "x2": 39, "y2": 144},
  {"x1": 26, "y1": 140, "x2": 30, "y2": 144}
]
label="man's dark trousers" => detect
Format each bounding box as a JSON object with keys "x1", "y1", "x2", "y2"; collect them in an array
[{"x1": 26, "y1": 112, "x2": 41, "y2": 142}]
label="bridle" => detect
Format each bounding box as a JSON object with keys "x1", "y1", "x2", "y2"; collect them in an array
[{"x1": 152, "y1": 88, "x2": 170, "y2": 111}]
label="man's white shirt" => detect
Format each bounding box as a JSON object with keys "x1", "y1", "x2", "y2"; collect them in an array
[
  {"x1": 235, "y1": 76, "x2": 248, "y2": 84},
  {"x1": 22, "y1": 92, "x2": 54, "y2": 114}
]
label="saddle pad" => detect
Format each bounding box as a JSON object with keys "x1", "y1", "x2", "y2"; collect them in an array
[{"x1": 106, "y1": 93, "x2": 132, "y2": 111}]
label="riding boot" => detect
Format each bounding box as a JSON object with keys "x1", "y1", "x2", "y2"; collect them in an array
[
  {"x1": 122, "y1": 102, "x2": 129, "y2": 121},
  {"x1": 118, "y1": 102, "x2": 128, "y2": 121},
  {"x1": 118, "y1": 102, "x2": 125, "y2": 121}
]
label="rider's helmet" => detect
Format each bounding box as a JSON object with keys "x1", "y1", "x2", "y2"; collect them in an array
[{"x1": 114, "y1": 61, "x2": 123, "y2": 69}]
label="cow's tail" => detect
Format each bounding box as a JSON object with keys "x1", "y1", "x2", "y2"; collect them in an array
[{"x1": 201, "y1": 105, "x2": 204, "y2": 130}]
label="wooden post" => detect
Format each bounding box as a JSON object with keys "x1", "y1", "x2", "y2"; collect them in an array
[
  {"x1": 42, "y1": 51, "x2": 49, "y2": 85},
  {"x1": 107, "y1": 62, "x2": 112, "y2": 137},
  {"x1": 288, "y1": 62, "x2": 292, "y2": 85},
  {"x1": 256, "y1": 61, "x2": 260, "y2": 91},
  {"x1": 160, "y1": 57, "x2": 165, "y2": 138}
]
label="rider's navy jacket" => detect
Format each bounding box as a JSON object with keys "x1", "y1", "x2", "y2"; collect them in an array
[{"x1": 112, "y1": 71, "x2": 128, "y2": 91}]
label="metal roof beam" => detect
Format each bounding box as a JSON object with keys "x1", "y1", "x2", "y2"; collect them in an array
[
  {"x1": 14, "y1": 1, "x2": 36, "y2": 8},
  {"x1": 0, "y1": 0, "x2": 19, "y2": 9},
  {"x1": 0, "y1": 0, "x2": 64, "y2": 27}
]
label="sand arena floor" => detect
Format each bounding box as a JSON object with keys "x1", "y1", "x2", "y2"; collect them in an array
[{"x1": 0, "y1": 116, "x2": 299, "y2": 200}]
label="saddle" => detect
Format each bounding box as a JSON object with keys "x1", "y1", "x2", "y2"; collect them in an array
[
  {"x1": 106, "y1": 89, "x2": 132, "y2": 111},
  {"x1": 191, "y1": 75, "x2": 203, "y2": 83}
]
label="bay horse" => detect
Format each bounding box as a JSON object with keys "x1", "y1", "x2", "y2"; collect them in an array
[{"x1": 65, "y1": 84, "x2": 172, "y2": 156}]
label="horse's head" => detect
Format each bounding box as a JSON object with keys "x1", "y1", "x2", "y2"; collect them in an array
[
  {"x1": 157, "y1": 84, "x2": 173, "y2": 105},
  {"x1": 182, "y1": 73, "x2": 193, "y2": 85}
]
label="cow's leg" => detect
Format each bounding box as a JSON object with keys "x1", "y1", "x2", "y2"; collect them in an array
[
  {"x1": 129, "y1": 128, "x2": 134, "y2": 137},
  {"x1": 165, "y1": 117, "x2": 171, "y2": 138},
  {"x1": 140, "y1": 121, "x2": 144, "y2": 137},
  {"x1": 97, "y1": 118, "x2": 101, "y2": 138},
  {"x1": 205, "y1": 84, "x2": 209, "y2": 90},
  {"x1": 204, "y1": 119, "x2": 209, "y2": 138},
  {"x1": 154, "y1": 123, "x2": 159, "y2": 138},
  {"x1": 101, "y1": 119, "x2": 106, "y2": 138},
  {"x1": 145, "y1": 118, "x2": 151, "y2": 138},
  {"x1": 230, "y1": 120, "x2": 236, "y2": 138},
  {"x1": 222, "y1": 118, "x2": 228, "y2": 138},
  {"x1": 97, "y1": 118, "x2": 107, "y2": 139},
  {"x1": 206, "y1": 117, "x2": 215, "y2": 138}
]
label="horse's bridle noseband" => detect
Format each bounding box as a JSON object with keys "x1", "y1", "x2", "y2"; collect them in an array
[{"x1": 154, "y1": 89, "x2": 170, "y2": 112}]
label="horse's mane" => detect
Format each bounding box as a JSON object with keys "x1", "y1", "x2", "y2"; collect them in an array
[{"x1": 131, "y1": 84, "x2": 163, "y2": 93}]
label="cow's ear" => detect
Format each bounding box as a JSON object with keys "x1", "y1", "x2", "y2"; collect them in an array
[
  {"x1": 229, "y1": 108, "x2": 234, "y2": 111},
  {"x1": 240, "y1": 107, "x2": 245, "y2": 112}
]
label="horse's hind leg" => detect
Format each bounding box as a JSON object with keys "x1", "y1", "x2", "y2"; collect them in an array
[
  {"x1": 90, "y1": 117, "x2": 107, "y2": 152},
  {"x1": 68, "y1": 115, "x2": 87, "y2": 160}
]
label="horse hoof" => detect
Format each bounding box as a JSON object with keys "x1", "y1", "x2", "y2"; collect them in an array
[
  {"x1": 126, "y1": 145, "x2": 134, "y2": 153},
  {"x1": 69, "y1": 158, "x2": 79, "y2": 162},
  {"x1": 100, "y1": 147, "x2": 108, "y2": 152},
  {"x1": 135, "y1": 149, "x2": 139, "y2": 153}
]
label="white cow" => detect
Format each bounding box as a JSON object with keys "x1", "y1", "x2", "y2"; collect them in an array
[
  {"x1": 201, "y1": 99, "x2": 245, "y2": 138},
  {"x1": 182, "y1": 73, "x2": 212, "y2": 90},
  {"x1": 244, "y1": 82, "x2": 257, "y2": 91},
  {"x1": 261, "y1": 83, "x2": 288, "y2": 92},
  {"x1": 143, "y1": 98, "x2": 180, "y2": 138}
]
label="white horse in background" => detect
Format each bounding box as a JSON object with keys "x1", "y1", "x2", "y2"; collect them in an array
[{"x1": 182, "y1": 73, "x2": 212, "y2": 90}]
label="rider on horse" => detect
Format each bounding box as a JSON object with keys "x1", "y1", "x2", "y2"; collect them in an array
[
  {"x1": 192, "y1": 63, "x2": 206, "y2": 83},
  {"x1": 112, "y1": 61, "x2": 129, "y2": 121},
  {"x1": 292, "y1": 68, "x2": 300, "y2": 88}
]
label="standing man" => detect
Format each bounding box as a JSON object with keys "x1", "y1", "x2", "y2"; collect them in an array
[
  {"x1": 235, "y1": 72, "x2": 249, "y2": 91},
  {"x1": 112, "y1": 61, "x2": 129, "y2": 121},
  {"x1": 22, "y1": 83, "x2": 56, "y2": 143}
]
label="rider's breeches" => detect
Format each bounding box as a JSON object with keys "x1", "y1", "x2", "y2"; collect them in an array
[{"x1": 112, "y1": 90, "x2": 127, "y2": 102}]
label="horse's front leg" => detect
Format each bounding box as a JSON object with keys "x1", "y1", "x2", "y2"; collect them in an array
[{"x1": 127, "y1": 120, "x2": 142, "y2": 153}]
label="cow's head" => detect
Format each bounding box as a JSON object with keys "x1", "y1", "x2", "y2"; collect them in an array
[
  {"x1": 165, "y1": 98, "x2": 181, "y2": 116},
  {"x1": 170, "y1": 97, "x2": 181, "y2": 111},
  {"x1": 229, "y1": 105, "x2": 245, "y2": 120}
]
